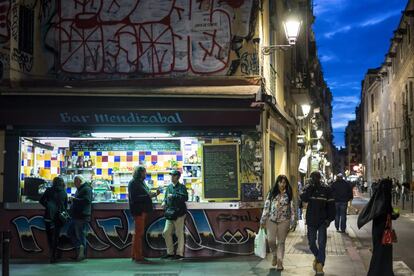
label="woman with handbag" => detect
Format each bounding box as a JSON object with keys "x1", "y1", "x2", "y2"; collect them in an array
[
  {"x1": 357, "y1": 178, "x2": 399, "y2": 276},
  {"x1": 260, "y1": 175, "x2": 297, "y2": 271},
  {"x1": 39, "y1": 176, "x2": 68, "y2": 263}
]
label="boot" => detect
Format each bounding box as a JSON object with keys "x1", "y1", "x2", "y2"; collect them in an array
[
  {"x1": 76, "y1": 245, "x2": 85, "y2": 261},
  {"x1": 276, "y1": 259, "x2": 284, "y2": 271},
  {"x1": 315, "y1": 262, "x2": 324, "y2": 275},
  {"x1": 271, "y1": 255, "x2": 277, "y2": 266},
  {"x1": 313, "y1": 258, "x2": 317, "y2": 271}
]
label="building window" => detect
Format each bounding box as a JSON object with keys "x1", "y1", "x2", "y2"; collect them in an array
[
  {"x1": 408, "y1": 23, "x2": 411, "y2": 45},
  {"x1": 394, "y1": 102, "x2": 397, "y2": 127},
  {"x1": 392, "y1": 151, "x2": 395, "y2": 168},
  {"x1": 378, "y1": 157, "x2": 381, "y2": 171},
  {"x1": 373, "y1": 158, "x2": 376, "y2": 171},
  {"x1": 371, "y1": 93, "x2": 375, "y2": 113},
  {"x1": 18, "y1": 6, "x2": 34, "y2": 54},
  {"x1": 399, "y1": 148, "x2": 402, "y2": 166},
  {"x1": 376, "y1": 121, "x2": 379, "y2": 142},
  {"x1": 384, "y1": 156, "x2": 387, "y2": 171},
  {"x1": 410, "y1": 82, "x2": 413, "y2": 111}
]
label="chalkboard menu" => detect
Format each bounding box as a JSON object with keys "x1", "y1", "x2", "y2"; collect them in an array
[
  {"x1": 69, "y1": 140, "x2": 181, "y2": 152},
  {"x1": 203, "y1": 144, "x2": 240, "y2": 200}
]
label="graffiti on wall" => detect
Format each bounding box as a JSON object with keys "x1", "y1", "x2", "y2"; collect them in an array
[
  {"x1": 12, "y1": 48, "x2": 33, "y2": 72},
  {"x1": 0, "y1": 1, "x2": 10, "y2": 42},
  {"x1": 10, "y1": 209, "x2": 260, "y2": 257},
  {"x1": 43, "y1": 0, "x2": 257, "y2": 76}
]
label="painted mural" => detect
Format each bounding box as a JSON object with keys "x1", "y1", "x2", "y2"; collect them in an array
[
  {"x1": 1, "y1": 208, "x2": 261, "y2": 258},
  {"x1": 38, "y1": 0, "x2": 259, "y2": 78}
]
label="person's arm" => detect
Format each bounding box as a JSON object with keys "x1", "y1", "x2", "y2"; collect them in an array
[
  {"x1": 39, "y1": 189, "x2": 49, "y2": 208},
  {"x1": 300, "y1": 184, "x2": 314, "y2": 203},
  {"x1": 260, "y1": 198, "x2": 271, "y2": 227},
  {"x1": 326, "y1": 188, "x2": 336, "y2": 224},
  {"x1": 72, "y1": 186, "x2": 92, "y2": 207},
  {"x1": 172, "y1": 185, "x2": 188, "y2": 202}
]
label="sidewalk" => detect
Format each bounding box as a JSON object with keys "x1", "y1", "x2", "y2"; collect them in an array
[{"x1": 5, "y1": 220, "x2": 368, "y2": 276}]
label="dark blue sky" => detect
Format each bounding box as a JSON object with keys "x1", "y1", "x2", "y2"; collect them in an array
[{"x1": 313, "y1": 0, "x2": 408, "y2": 147}]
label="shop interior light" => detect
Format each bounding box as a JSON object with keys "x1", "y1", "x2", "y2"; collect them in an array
[
  {"x1": 91, "y1": 132, "x2": 172, "y2": 138},
  {"x1": 316, "y1": 130, "x2": 323, "y2": 139}
]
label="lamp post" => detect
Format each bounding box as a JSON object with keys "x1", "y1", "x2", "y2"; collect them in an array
[{"x1": 261, "y1": 16, "x2": 302, "y2": 54}]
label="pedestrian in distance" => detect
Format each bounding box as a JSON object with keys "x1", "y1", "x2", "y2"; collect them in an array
[
  {"x1": 161, "y1": 170, "x2": 188, "y2": 260},
  {"x1": 358, "y1": 178, "x2": 400, "y2": 276},
  {"x1": 67, "y1": 175, "x2": 92, "y2": 261},
  {"x1": 39, "y1": 176, "x2": 68, "y2": 263},
  {"x1": 260, "y1": 175, "x2": 298, "y2": 271},
  {"x1": 128, "y1": 166, "x2": 160, "y2": 263},
  {"x1": 300, "y1": 171, "x2": 335, "y2": 275},
  {"x1": 331, "y1": 173, "x2": 353, "y2": 233}
]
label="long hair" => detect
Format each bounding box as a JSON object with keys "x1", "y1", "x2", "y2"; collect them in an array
[{"x1": 268, "y1": 175, "x2": 292, "y2": 202}]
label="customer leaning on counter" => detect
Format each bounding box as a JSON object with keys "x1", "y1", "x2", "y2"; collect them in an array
[{"x1": 128, "y1": 166, "x2": 160, "y2": 263}]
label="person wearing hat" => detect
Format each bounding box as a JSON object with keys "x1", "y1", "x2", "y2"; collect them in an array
[
  {"x1": 331, "y1": 173, "x2": 353, "y2": 233},
  {"x1": 128, "y1": 166, "x2": 160, "y2": 262},
  {"x1": 161, "y1": 170, "x2": 188, "y2": 260}
]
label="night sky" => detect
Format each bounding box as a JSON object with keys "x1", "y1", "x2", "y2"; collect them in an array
[{"x1": 313, "y1": 0, "x2": 408, "y2": 147}]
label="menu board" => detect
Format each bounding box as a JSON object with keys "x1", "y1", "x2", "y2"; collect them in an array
[
  {"x1": 202, "y1": 144, "x2": 240, "y2": 200},
  {"x1": 69, "y1": 140, "x2": 181, "y2": 152}
]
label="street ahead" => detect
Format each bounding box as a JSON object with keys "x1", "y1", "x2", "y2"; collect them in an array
[{"x1": 350, "y1": 196, "x2": 414, "y2": 273}]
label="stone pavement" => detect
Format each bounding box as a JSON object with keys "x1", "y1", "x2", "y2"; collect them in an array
[{"x1": 5, "y1": 219, "x2": 369, "y2": 276}]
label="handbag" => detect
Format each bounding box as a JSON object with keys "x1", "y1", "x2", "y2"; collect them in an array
[
  {"x1": 164, "y1": 207, "x2": 179, "y2": 220},
  {"x1": 57, "y1": 209, "x2": 71, "y2": 225},
  {"x1": 382, "y1": 214, "x2": 397, "y2": 245}
]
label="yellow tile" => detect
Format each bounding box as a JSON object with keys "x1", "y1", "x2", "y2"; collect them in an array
[
  {"x1": 36, "y1": 154, "x2": 43, "y2": 160},
  {"x1": 133, "y1": 156, "x2": 138, "y2": 162},
  {"x1": 96, "y1": 156, "x2": 102, "y2": 162},
  {"x1": 78, "y1": 151, "x2": 84, "y2": 156},
  {"x1": 96, "y1": 161, "x2": 102, "y2": 168},
  {"x1": 121, "y1": 156, "x2": 126, "y2": 162},
  {"x1": 108, "y1": 162, "x2": 114, "y2": 168}
]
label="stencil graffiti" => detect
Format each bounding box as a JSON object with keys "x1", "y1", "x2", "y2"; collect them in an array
[
  {"x1": 49, "y1": 0, "x2": 255, "y2": 75},
  {"x1": 11, "y1": 209, "x2": 259, "y2": 256},
  {"x1": 12, "y1": 48, "x2": 33, "y2": 72},
  {"x1": 240, "y1": 51, "x2": 258, "y2": 75}
]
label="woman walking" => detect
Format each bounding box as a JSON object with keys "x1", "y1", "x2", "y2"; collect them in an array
[
  {"x1": 260, "y1": 175, "x2": 297, "y2": 270},
  {"x1": 358, "y1": 178, "x2": 399, "y2": 276},
  {"x1": 39, "y1": 176, "x2": 68, "y2": 263}
]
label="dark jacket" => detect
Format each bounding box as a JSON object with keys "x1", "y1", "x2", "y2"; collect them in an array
[
  {"x1": 128, "y1": 178, "x2": 153, "y2": 216},
  {"x1": 331, "y1": 179, "x2": 353, "y2": 203},
  {"x1": 71, "y1": 183, "x2": 93, "y2": 221},
  {"x1": 300, "y1": 182, "x2": 336, "y2": 227},
  {"x1": 39, "y1": 186, "x2": 68, "y2": 224},
  {"x1": 164, "y1": 182, "x2": 188, "y2": 218}
]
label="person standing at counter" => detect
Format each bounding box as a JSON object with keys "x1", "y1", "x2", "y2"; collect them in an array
[
  {"x1": 260, "y1": 175, "x2": 297, "y2": 271},
  {"x1": 67, "y1": 175, "x2": 93, "y2": 261},
  {"x1": 128, "y1": 166, "x2": 160, "y2": 262},
  {"x1": 162, "y1": 170, "x2": 188, "y2": 260},
  {"x1": 39, "y1": 176, "x2": 68, "y2": 263}
]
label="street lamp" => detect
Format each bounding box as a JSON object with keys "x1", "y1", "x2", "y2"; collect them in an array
[
  {"x1": 262, "y1": 16, "x2": 301, "y2": 54},
  {"x1": 316, "y1": 130, "x2": 323, "y2": 139}
]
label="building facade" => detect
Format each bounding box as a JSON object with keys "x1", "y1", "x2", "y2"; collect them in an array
[{"x1": 362, "y1": 0, "x2": 414, "y2": 188}]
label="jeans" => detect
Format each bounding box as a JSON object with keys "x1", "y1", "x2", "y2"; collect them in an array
[
  {"x1": 307, "y1": 224, "x2": 327, "y2": 265},
  {"x1": 335, "y1": 202, "x2": 348, "y2": 231},
  {"x1": 67, "y1": 219, "x2": 88, "y2": 254}
]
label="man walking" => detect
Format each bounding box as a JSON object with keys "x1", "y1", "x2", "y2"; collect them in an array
[
  {"x1": 331, "y1": 173, "x2": 353, "y2": 233},
  {"x1": 67, "y1": 175, "x2": 92, "y2": 261},
  {"x1": 300, "y1": 171, "x2": 335, "y2": 275},
  {"x1": 162, "y1": 170, "x2": 188, "y2": 260}
]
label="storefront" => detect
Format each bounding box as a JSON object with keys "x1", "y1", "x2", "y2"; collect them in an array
[{"x1": 0, "y1": 94, "x2": 265, "y2": 259}]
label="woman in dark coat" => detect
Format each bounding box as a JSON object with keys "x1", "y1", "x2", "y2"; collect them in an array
[
  {"x1": 39, "y1": 176, "x2": 68, "y2": 263},
  {"x1": 357, "y1": 178, "x2": 399, "y2": 276}
]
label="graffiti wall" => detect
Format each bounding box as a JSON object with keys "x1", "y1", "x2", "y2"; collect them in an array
[
  {"x1": 41, "y1": 0, "x2": 259, "y2": 78},
  {"x1": 0, "y1": 0, "x2": 10, "y2": 81},
  {"x1": 0, "y1": 207, "x2": 261, "y2": 258}
]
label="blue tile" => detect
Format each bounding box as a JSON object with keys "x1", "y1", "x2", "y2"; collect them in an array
[
  {"x1": 66, "y1": 187, "x2": 71, "y2": 193},
  {"x1": 97, "y1": 152, "x2": 102, "y2": 156},
  {"x1": 177, "y1": 155, "x2": 183, "y2": 161},
  {"x1": 120, "y1": 194, "x2": 127, "y2": 199},
  {"x1": 44, "y1": 160, "x2": 51, "y2": 168},
  {"x1": 108, "y1": 168, "x2": 113, "y2": 175},
  {"x1": 72, "y1": 151, "x2": 78, "y2": 156},
  {"x1": 145, "y1": 151, "x2": 151, "y2": 155},
  {"x1": 84, "y1": 151, "x2": 90, "y2": 156},
  {"x1": 96, "y1": 168, "x2": 102, "y2": 175},
  {"x1": 139, "y1": 155, "x2": 145, "y2": 161},
  {"x1": 21, "y1": 174, "x2": 25, "y2": 181},
  {"x1": 127, "y1": 151, "x2": 133, "y2": 156},
  {"x1": 158, "y1": 174, "x2": 164, "y2": 180},
  {"x1": 21, "y1": 160, "x2": 24, "y2": 166},
  {"x1": 114, "y1": 156, "x2": 120, "y2": 162}
]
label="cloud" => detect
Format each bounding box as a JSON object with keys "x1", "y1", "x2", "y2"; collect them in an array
[
  {"x1": 328, "y1": 81, "x2": 361, "y2": 91},
  {"x1": 319, "y1": 54, "x2": 338, "y2": 62},
  {"x1": 332, "y1": 121, "x2": 349, "y2": 129},
  {"x1": 314, "y1": 0, "x2": 347, "y2": 16},
  {"x1": 324, "y1": 25, "x2": 352, "y2": 38},
  {"x1": 333, "y1": 96, "x2": 360, "y2": 104},
  {"x1": 359, "y1": 10, "x2": 402, "y2": 27}
]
